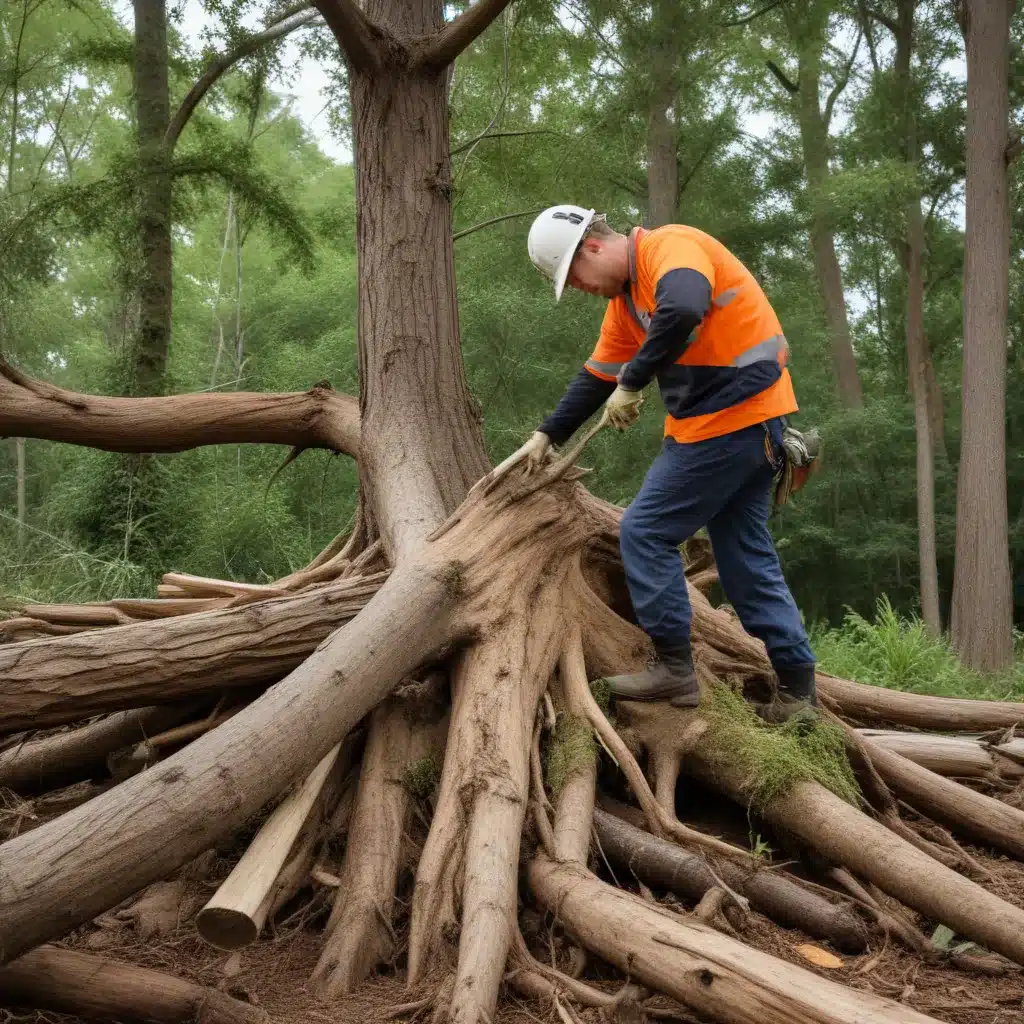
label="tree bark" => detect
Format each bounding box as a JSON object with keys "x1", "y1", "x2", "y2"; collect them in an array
[
  {"x1": 528, "y1": 858, "x2": 943, "y2": 1024},
  {"x1": 645, "y1": 0, "x2": 680, "y2": 227},
  {"x1": 593, "y1": 805, "x2": 869, "y2": 953},
  {"x1": 0, "y1": 575, "x2": 385, "y2": 731},
  {"x1": 0, "y1": 946, "x2": 267, "y2": 1024},
  {"x1": 950, "y1": 0, "x2": 1015, "y2": 671},
  {"x1": 132, "y1": 0, "x2": 172, "y2": 396},
  {"x1": 0, "y1": 360, "x2": 360, "y2": 457},
  {"x1": 350, "y1": 0, "x2": 489, "y2": 561}
]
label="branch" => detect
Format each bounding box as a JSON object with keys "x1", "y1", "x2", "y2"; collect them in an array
[
  {"x1": 415, "y1": 0, "x2": 517, "y2": 72},
  {"x1": 0, "y1": 357, "x2": 360, "y2": 459},
  {"x1": 824, "y1": 28, "x2": 863, "y2": 129},
  {"x1": 453, "y1": 207, "x2": 544, "y2": 241},
  {"x1": 766, "y1": 59, "x2": 799, "y2": 94},
  {"x1": 450, "y1": 128, "x2": 559, "y2": 156},
  {"x1": 861, "y1": 3, "x2": 898, "y2": 34},
  {"x1": 165, "y1": 6, "x2": 322, "y2": 151},
  {"x1": 720, "y1": 0, "x2": 783, "y2": 27},
  {"x1": 312, "y1": 0, "x2": 380, "y2": 72}
]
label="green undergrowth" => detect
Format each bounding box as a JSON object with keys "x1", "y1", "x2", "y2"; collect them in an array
[
  {"x1": 545, "y1": 712, "x2": 596, "y2": 801},
  {"x1": 810, "y1": 596, "x2": 1024, "y2": 702},
  {"x1": 699, "y1": 684, "x2": 860, "y2": 810}
]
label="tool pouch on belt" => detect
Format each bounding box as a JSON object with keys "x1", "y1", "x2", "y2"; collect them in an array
[{"x1": 769, "y1": 422, "x2": 822, "y2": 509}]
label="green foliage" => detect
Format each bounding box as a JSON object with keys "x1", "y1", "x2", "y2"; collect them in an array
[
  {"x1": 699, "y1": 684, "x2": 861, "y2": 810},
  {"x1": 811, "y1": 598, "x2": 1024, "y2": 701}
]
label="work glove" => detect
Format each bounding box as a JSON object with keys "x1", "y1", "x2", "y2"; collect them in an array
[
  {"x1": 485, "y1": 431, "x2": 552, "y2": 486},
  {"x1": 605, "y1": 386, "x2": 644, "y2": 431}
]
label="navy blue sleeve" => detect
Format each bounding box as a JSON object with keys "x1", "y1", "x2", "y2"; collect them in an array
[
  {"x1": 618, "y1": 268, "x2": 712, "y2": 391},
  {"x1": 538, "y1": 367, "x2": 617, "y2": 446}
]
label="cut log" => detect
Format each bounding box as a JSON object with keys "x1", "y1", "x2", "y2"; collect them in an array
[
  {"x1": 857, "y1": 734, "x2": 1024, "y2": 859},
  {"x1": 0, "y1": 359, "x2": 359, "y2": 458},
  {"x1": 857, "y1": 728, "x2": 1024, "y2": 781},
  {"x1": 527, "y1": 858, "x2": 943, "y2": 1024},
  {"x1": 0, "y1": 946, "x2": 267, "y2": 1023},
  {"x1": 661, "y1": 710, "x2": 1024, "y2": 967},
  {"x1": 0, "y1": 558, "x2": 457, "y2": 963},
  {"x1": 819, "y1": 672, "x2": 1024, "y2": 731},
  {"x1": 0, "y1": 573, "x2": 387, "y2": 732},
  {"x1": 196, "y1": 739, "x2": 349, "y2": 949},
  {"x1": 592, "y1": 805, "x2": 868, "y2": 953},
  {"x1": 0, "y1": 483, "x2": 589, "y2": 965},
  {"x1": 0, "y1": 703, "x2": 201, "y2": 793}
]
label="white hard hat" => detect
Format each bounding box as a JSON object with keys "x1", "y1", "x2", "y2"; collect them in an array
[{"x1": 527, "y1": 204, "x2": 595, "y2": 300}]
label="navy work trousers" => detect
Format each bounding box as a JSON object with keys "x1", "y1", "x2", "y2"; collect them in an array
[{"x1": 619, "y1": 418, "x2": 814, "y2": 670}]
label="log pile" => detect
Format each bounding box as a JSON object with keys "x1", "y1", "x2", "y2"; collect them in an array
[{"x1": 3, "y1": 470, "x2": 1024, "y2": 1024}]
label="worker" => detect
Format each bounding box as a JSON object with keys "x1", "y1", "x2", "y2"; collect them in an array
[{"x1": 505, "y1": 205, "x2": 817, "y2": 720}]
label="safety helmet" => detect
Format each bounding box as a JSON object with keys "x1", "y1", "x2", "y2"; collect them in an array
[{"x1": 527, "y1": 204, "x2": 595, "y2": 300}]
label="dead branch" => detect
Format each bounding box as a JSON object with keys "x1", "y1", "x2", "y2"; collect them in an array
[{"x1": 0, "y1": 358, "x2": 360, "y2": 458}]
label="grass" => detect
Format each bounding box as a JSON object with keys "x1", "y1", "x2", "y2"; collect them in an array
[
  {"x1": 809, "y1": 596, "x2": 1024, "y2": 702},
  {"x1": 699, "y1": 683, "x2": 861, "y2": 809}
]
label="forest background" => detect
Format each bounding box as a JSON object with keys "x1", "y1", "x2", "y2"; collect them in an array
[{"x1": 3, "y1": 0, "x2": 1024, "y2": 694}]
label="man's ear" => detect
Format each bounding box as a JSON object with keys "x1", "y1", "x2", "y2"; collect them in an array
[{"x1": 581, "y1": 237, "x2": 603, "y2": 255}]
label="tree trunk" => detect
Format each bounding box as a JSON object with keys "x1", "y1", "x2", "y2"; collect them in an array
[
  {"x1": 950, "y1": 0, "x2": 1015, "y2": 671},
  {"x1": 792, "y1": 18, "x2": 864, "y2": 409},
  {"x1": 132, "y1": 0, "x2": 172, "y2": 396},
  {"x1": 645, "y1": 0, "x2": 679, "y2": 227},
  {"x1": 350, "y1": 0, "x2": 488, "y2": 560},
  {"x1": 15, "y1": 435, "x2": 26, "y2": 549},
  {"x1": 0, "y1": 946, "x2": 267, "y2": 1024},
  {"x1": 895, "y1": 0, "x2": 940, "y2": 633}
]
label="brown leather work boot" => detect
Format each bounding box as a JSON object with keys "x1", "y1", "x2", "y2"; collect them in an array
[
  {"x1": 605, "y1": 644, "x2": 701, "y2": 707},
  {"x1": 760, "y1": 663, "x2": 818, "y2": 727}
]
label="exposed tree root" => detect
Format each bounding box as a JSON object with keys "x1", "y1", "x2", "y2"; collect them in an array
[
  {"x1": 859, "y1": 727, "x2": 1024, "y2": 782},
  {"x1": 412, "y1": 577, "x2": 570, "y2": 1023},
  {"x1": 312, "y1": 676, "x2": 448, "y2": 997}
]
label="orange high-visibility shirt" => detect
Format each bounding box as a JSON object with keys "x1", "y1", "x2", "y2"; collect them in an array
[{"x1": 585, "y1": 225, "x2": 798, "y2": 442}]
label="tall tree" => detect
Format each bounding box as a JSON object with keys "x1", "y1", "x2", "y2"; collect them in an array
[
  {"x1": 765, "y1": 1, "x2": 865, "y2": 408},
  {"x1": 861, "y1": 0, "x2": 940, "y2": 632},
  {"x1": 950, "y1": 0, "x2": 1016, "y2": 671}
]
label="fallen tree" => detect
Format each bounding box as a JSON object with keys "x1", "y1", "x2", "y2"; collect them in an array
[{"x1": 3, "y1": 2, "x2": 1024, "y2": 1022}]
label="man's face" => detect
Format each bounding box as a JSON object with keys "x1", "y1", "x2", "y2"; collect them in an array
[{"x1": 566, "y1": 236, "x2": 624, "y2": 298}]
